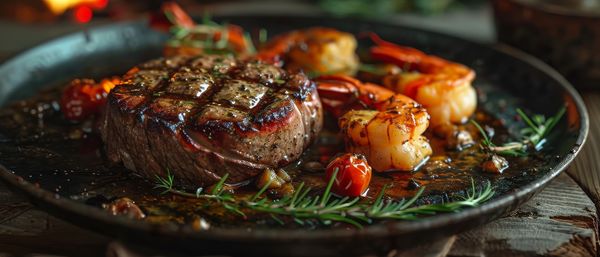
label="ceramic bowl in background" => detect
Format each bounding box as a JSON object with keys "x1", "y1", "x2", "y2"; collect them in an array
[{"x1": 492, "y1": 0, "x2": 600, "y2": 88}]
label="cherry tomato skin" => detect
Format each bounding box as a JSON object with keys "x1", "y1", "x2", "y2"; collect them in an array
[
  {"x1": 325, "y1": 153, "x2": 372, "y2": 197},
  {"x1": 60, "y1": 79, "x2": 106, "y2": 121},
  {"x1": 60, "y1": 78, "x2": 119, "y2": 121}
]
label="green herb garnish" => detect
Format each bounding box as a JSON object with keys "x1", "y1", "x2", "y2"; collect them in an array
[
  {"x1": 243, "y1": 32, "x2": 257, "y2": 54},
  {"x1": 155, "y1": 169, "x2": 494, "y2": 228},
  {"x1": 154, "y1": 171, "x2": 238, "y2": 206},
  {"x1": 259, "y1": 28, "x2": 268, "y2": 44},
  {"x1": 471, "y1": 106, "x2": 566, "y2": 157}
]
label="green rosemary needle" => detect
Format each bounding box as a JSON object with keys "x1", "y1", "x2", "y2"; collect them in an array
[
  {"x1": 471, "y1": 106, "x2": 566, "y2": 157},
  {"x1": 154, "y1": 171, "x2": 236, "y2": 202},
  {"x1": 155, "y1": 169, "x2": 494, "y2": 228}
]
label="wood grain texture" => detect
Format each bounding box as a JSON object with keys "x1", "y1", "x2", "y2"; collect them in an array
[
  {"x1": 394, "y1": 236, "x2": 456, "y2": 257},
  {"x1": 567, "y1": 93, "x2": 600, "y2": 205},
  {"x1": 448, "y1": 173, "x2": 597, "y2": 257},
  {"x1": 0, "y1": 209, "x2": 109, "y2": 257},
  {"x1": 0, "y1": 182, "x2": 109, "y2": 257}
]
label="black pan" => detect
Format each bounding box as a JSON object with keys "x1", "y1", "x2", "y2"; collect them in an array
[{"x1": 0, "y1": 15, "x2": 589, "y2": 257}]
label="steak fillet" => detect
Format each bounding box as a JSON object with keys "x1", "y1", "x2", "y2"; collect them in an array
[{"x1": 100, "y1": 55, "x2": 323, "y2": 187}]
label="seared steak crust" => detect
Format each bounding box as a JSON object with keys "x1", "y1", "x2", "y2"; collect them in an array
[{"x1": 101, "y1": 55, "x2": 323, "y2": 187}]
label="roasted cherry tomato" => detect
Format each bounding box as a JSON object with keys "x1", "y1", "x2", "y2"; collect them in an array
[
  {"x1": 325, "y1": 153, "x2": 372, "y2": 197},
  {"x1": 60, "y1": 77, "x2": 118, "y2": 121}
]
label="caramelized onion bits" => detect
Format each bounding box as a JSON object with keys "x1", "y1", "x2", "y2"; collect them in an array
[
  {"x1": 276, "y1": 169, "x2": 292, "y2": 182},
  {"x1": 433, "y1": 124, "x2": 475, "y2": 151},
  {"x1": 268, "y1": 183, "x2": 296, "y2": 199},
  {"x1": 206, "y1": 183, "x2": 235, "y2": 195},
  {"x1": 104, "y1": 197, "x2": 146, "y2": 220},
  {"x1": 481, "y1": 154, "x2": 509, "y2": 174},
  {"x1": 256, "y1": 168, "x2": 292, "y2": 189},
  {"x1": 190, "y1": 216, "x2": 211, "y2": 231}
]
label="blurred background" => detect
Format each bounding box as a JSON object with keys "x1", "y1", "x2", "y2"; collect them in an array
[{"x1": 0, "y1": 0, "x2": 599, "y2": 87}]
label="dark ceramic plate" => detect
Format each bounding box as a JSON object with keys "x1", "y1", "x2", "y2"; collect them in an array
[{"x1": 0, "y1": 15, "x2": 589, "y2": 257}]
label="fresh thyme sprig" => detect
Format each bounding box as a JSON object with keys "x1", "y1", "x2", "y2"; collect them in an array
[
  {"x1": 471, "y1": 106, "x2": 566, "y2": 157},
  {"x1": 155, "y1": 169, "x2": 494, "y2": 228}
]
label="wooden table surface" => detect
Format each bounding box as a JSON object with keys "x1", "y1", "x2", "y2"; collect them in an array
[{"x1": 1, "y1": 4, "x2": 599, "y2": 257}]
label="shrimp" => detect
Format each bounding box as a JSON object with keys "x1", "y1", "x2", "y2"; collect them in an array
[
  {"x1": 257, "y1": 27, "x2": 359, "y2": 76},
  {"x1": 369, "y1": 34, "x2": 477, "y2": 127},
  {"x1": 316, "y1": 75, "x2": 432, "y2": 172}
]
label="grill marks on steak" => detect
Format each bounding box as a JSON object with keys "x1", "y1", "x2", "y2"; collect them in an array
[{"x1": 101, "y1": 55, "x2": 323, "y2": 187}]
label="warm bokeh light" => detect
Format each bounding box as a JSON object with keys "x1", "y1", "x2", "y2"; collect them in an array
[
  {"x1": 44, "y1": 0, "x2": 108, "y2": 15},
  {"x1": 43, "y1": 0, "x2": 96, "y2": 14},
  {"x1": 74, "y1": 5, "x2": 92, "y2": 23},
  {"x1": 92, "y1": 0, "x2": 108, "y2": 9}
]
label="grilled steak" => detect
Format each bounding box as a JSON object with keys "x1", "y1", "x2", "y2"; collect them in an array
[{"x1": 100, "y1": 55, "x2": 323, "y2": 187}]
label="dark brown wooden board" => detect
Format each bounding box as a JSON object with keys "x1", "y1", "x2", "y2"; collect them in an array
[
  {"x1": 448, "y1": 172, "x2": 597, "y2": 257},
  {"x1": 0, "y1": 191, "x2": 109, "y2": 257},
  {"x1": 568, "y1": 93, "x2": 600, "y2": 206}
]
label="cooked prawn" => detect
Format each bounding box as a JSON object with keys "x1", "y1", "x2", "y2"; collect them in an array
[
  {"x1": 257, "y1": 27, "x2": 359, "y2": 76},
  {"x1": 369, "y1": 34, "x2": 477, "y2": 127},
  {"x1": 316, "y1": 75, "x2": 432, "y2": 172}
]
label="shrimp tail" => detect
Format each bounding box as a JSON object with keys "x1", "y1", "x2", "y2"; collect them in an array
[
  {"x1": 315, "y1": 74, "x2": 394, "y2": 117},
  {"x1": 368, "y1": 33, "x2": 477, "y2": 126},
  {"x1": 316, "y1": 75, "x2": 432, "y2": 172}
]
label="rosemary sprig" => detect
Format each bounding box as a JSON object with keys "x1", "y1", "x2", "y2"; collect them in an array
[
  {"x1": 154, "y1": 169, "x2": 175, "y2": 194},
  {"x1": 154, "y1": 172, "x2": 238, "y2": 205},
  {"x1": 155, "y1": 169, "x2": 494, "y2": 228},
  {"x1": 471, "y1": 106, "x2": 566, "y2": 157},
  {"x1": 367, "y1": 180, "x2": 494, "y2": 220}
]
